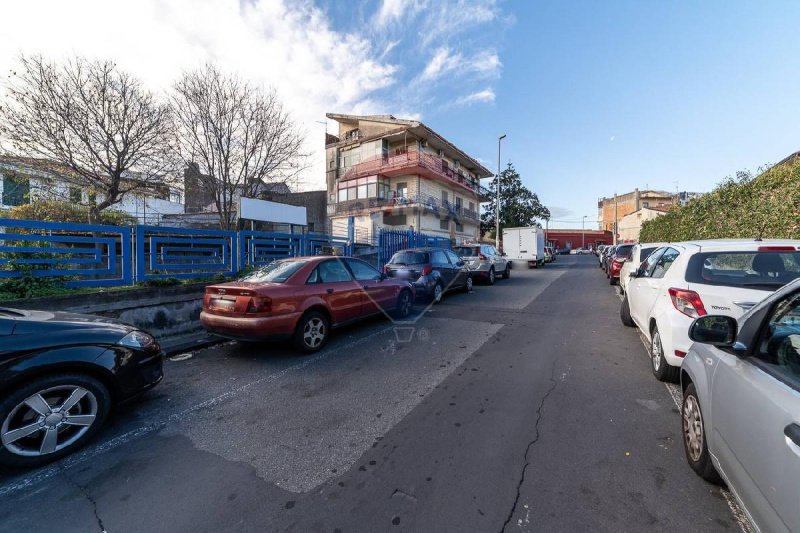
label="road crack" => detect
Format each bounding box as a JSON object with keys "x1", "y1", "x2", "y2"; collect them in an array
[
  {"x1": 499, "y1": 358, "x2": 559, "y2": 532},
  {"x1": 59, "y1": 465, "x2": 107, "y2": 533}
]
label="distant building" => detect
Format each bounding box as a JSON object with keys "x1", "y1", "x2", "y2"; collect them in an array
[
  {"x1": 324, "y1": 113, "x2": 492, "y2": 243},
  {"x1": 0, "y1": 155, "x2": 183, "y2": 224},
  {"x1": 597, "y1": 188, "x2": 702, "y2": 236},
  {"x1": 617, "y1": 207, "x2": 670, "y2": 242},
  {"x1": 545, "y1": 229, "x2": 614, "y2": 252}
]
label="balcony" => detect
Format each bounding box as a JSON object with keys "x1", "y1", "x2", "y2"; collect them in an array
[
  {"x1": 329, "y1": 192, "x2": 480, "y2": 222},
  {"x1": 339, "y1": 150, "x2": 490, "y2": 198}
]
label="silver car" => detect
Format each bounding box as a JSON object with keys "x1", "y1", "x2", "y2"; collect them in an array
[
  {"x1": 453, "y1": 243, "x2": 510, "y2": 285},
  {"x1": 681, "y1": 278, "x2": 800, "y2": 532}
]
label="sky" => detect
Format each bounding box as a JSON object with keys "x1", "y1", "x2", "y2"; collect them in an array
[{"x1": 1, "y1": 0, "x2": 799, "y2": 228}]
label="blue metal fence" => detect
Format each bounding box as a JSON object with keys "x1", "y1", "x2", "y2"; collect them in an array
[
  {"x1": 0, "y1": 218, "x2": 366, "y2": 287},
  {"x1": 378, "y1": 228, "x2": 452, "y2": 267}
]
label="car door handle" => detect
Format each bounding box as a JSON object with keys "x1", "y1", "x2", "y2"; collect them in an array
[
  {"x1": 326, "y1": 288, "x2": 334, "y2": 294},
  {"x1": 785, "y1": 423, "x2": 800, "y2": 447}
]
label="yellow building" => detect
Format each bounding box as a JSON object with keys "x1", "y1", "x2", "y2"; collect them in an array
[
  {"x1": 325, "y1": 114, "x2": 491, "y2": 243},
  {"x1": 617, "y1": 207, "x2": 670, "y2": 242}
]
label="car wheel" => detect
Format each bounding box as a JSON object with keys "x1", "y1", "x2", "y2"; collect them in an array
[
  {"x1": 609, "y1": 276, "x2": 617, "y2": 286},
  {"x1": 620, "y1": 296, "x2": 636, "y2": 327},
  {"x1": 682, "y1": 383, "x2": 722, "y2": 484},
  {"x1": 463, "y1": 275, "x2": 473, "y2": 292},
  {"x1": 394, "y1": 289, "x2": 413, "y2": 318},
  {"x1": 0, "y1": 373, "x2": 111, "y2": 468},
  {"x1": 294, "y1": 311, "x2": 330, "y2": 353},
  {"x1": 432, "y1": 281, "x2": 444, "y2": 304},
  {"x1": 502, "y1": 265, "x2": 510, "y2": 279},
  {"x1": 487, "y1": 268, "x2": 496, "y2": 285},
  {"x1": 650, "y1": 326, "x2": 679, "y2": 382}
]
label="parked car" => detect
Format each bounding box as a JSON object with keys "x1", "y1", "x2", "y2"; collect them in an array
[
  {"x1": 680, "y1": 278, "x2": 800, "y2": 531},
  {"x1": 0, "y1": 308, "x2": 163, "y2": 468},
  {"x1": 619, "y1": 243, "x2": 668, "y2": 294},
  {"x1": 544, "y1": 247, "x2": 554, "y2": 263},
  {"x1": 201, "y1": 257, "x2": 415, "y2": 353},
  {"x1": 601, "y1": 245, "x2": 617, "y2": 272},
  {"x1": 620, "y1": 240, "x2": 800, "y2": 381},
  {"x1": 384, "y1": 248, "x2": 472, "y2": 302},
  {"x1": 453, "y1": 243, "x2": 510, "y2": 284},
  {"x1": 607, "y1": 243, "x2": 636, "y2": 285},
  {"x1": 596, "y1": 244, "x2": 607, "y2": 257}
]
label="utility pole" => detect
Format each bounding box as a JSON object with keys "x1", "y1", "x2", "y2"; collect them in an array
[
  {"x1": 495, "y1": 134, "x2": 506, "y2": 250},
  {"x1": 582, "y1": 215, "x2": 587, "y2": 250},
  {"x1": 613, "y1": 193, "x2": 618, "y2": 245}
]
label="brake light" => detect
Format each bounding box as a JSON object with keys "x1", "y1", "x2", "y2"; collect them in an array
[
  {"x1": 422, "y1": 265, "x2": 433, "y2": 275},
  {"x1": 675, "y1": 350, "x2": 687, "y2": 358},
  {"x1": 246, "y1": 296, "x2": 272, "y2": 314},
  {"x1": 479, "y1": 253, "x2": 487, "y2": 260},
  {"x1": 758, "y1": 246, "x2": 796, "y2": 251},
  {"x1": 383, "y1": 264, "x2": 390, "y2": 274},
  {"x1": 668, "y1": 288, "x2": 707, "y2": 318}
]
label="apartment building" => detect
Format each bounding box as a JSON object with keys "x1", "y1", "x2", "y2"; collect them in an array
[
  {"x1": 597, "y1": 189, "x2": 676, "y2": 232},
  {"x1": 324, "y1": 114, "x2": 491, "y2": 243}
]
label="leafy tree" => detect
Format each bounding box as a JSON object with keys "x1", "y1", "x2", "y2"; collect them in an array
[
  {"x1": 481, "y1": 162, "x2": 550, "y2": 238},
  {"x1": 0, "y1": 55, "x2": 175, "y2": 223}
]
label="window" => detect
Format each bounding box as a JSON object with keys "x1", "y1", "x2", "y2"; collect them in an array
[
  {"x1": 241, "y1": 260, "x2": 307, "y2": 283},
  {"x1": 641, "y1": 247, "x2": 666, "y2": 277},
  {"x1": 390, "y1": 252, "x2": 429, "y2": 264},
  {"x1": 454, "y1": 246, "x2": 480, "y2": 257},
  {"x1": 444, "y1": 250, "x2": 461, "y2": 265},
  {"x1": 756, "y1": 292, "x2": 800, "y2": 387},
  {"x1": 455, "y1": 197, "x2": 462, "y2": 210},
  {"x1": 2, "y1": 174, "x2": 30, "y2": 206},
  {"x1": 651, "y1": 247, "x2": 679, "y2": 279},
  {"x1": 456, "y1": 222, "x2": 463, "y2": 232},
  {"x1": 308, "y1": 223, "x2": 315, "y2": 232},
  {"x1": 440, "y1": 218, "x2": 449, "y2": 230},
  {"x1": 431, "y1": 250, "x2": 449, "y2": 267},
  {"x1": 396, "y1": 182, "x2": 408, "y2": 198},
  {"x1": 338, "y1": 189, "x2": 347, "y2": 202},
  {"x1": 383, "y1": 213, "x2": 407, "y2": 226},
  {"x1": 315, "y1": 260, "x2": 353, "y2": 283},
  {"x1": 441, "y1": 191, "x2": 449, "y2": 207},
  {"x1": 642, "y1": 202, "x2": 649, "y2": 208},
  {"x1": 686, "y1": 251, "x2": 800, "y2": 289},
  {"x1": 69, "y1": 187, "x2": 82, "y2": 204},
  {"x1": 346, "y1": 259, "x2": 381, "y2": 281},
  {"x1": 358, "y1": 184, "x2": 367, "y2": 199}
]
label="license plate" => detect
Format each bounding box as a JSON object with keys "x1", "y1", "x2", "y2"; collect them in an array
[{"x1": 211, "y1": 298, "x2": 235, "y2": 310}]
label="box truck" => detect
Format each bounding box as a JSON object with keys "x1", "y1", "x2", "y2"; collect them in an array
[{"x1": 502, "y1": 227, "x2": 545, "y2": 268}]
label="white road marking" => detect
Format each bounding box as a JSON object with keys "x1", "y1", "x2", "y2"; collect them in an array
[{"x1": 0, "y1": 326, "x2": 393, "y2": 498}]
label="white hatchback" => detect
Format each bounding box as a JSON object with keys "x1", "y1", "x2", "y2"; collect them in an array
[
  {"x1": 620, "y1": 240, "x2": 800, "y2": 381},
  {"x1": 619, "y1": 242, "x2": 669, "y2": 294}
]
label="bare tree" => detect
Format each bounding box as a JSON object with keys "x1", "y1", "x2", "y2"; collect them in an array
[
  {"x1": 171, "y1": 64, "x2": 306, "y2": 230},
  {"x1": 0, "y1": 55, "x2": 175, "y2": 223}
]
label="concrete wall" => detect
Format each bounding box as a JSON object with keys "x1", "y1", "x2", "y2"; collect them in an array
[{"x1": 4, "y1": 284, "x2": 208, "y2": 347}]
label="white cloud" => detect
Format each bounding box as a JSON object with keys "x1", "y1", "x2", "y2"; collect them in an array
[
  {"x1": 418, "y1": 47, "x2": 501, "y2": 82},
  {"x1": 374, "y1": 0, "x2": 428, "y2": 27},
  {"x1": 0, "y1": 0, "x2": 398, "y2": 190},
  {"x1": 418, "y1": 0, "x2": 498, "y2": 48},
  {"x1": 454, "y1": 88, "x2": 496, "y2": 106}
]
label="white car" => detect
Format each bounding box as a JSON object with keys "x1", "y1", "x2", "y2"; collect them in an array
[
  {"x1": 619, "y1": 242, "x2": 669, "y2": 294},
  {"x1": 620, "y1": 240, "x2": 800, "y2": 381}
]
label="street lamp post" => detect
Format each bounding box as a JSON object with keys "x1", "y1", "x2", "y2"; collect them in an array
[
  {"x1": 495, "y1": 134, "x2": 506, "y2": 250},
  {"x1": 582, "y1": 215, "x2": 587, "y2": 250}
]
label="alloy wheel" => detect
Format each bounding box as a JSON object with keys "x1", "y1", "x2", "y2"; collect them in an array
[
  {"x1": 398, "y1": 291, "x2": 412, "y2": 317},
  {"x1": 466, "y1": 277, "x2": 473, "y2": 291},
  {"x1": 433, "y1": 283, "x2": 443, "y2": 303},
  {"x1": 651, "y1": 331, "x2": 663, "y2": 371},
  {"x1": 303, "y1": 317, "x2": 327, "y2": 348},
  {"x1": 1, "y1": 386, "x2": 98, "y2": 457},
  {"x1": 489, "y1": 269, "x2": 495, "y2": 284},
  {"x1": 683, "y1": 394, "x2": 704, "y2": 462}
]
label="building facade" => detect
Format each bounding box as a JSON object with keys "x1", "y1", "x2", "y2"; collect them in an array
[
  {"x1": 0, "y1": 156, "x2": 183, "y2": 224},
  {"x1": 324, "y1": 114, "x2": 492, "y2": 243},
  {"x1": 597, "y1": 189, "x2": 676, "y2": 233},
  {"x1": 545, "y1": 229, "x2": 614, "y2": 252},
  {"x1": 617, "y1": 207, "x2": 669, "y2": 242}
]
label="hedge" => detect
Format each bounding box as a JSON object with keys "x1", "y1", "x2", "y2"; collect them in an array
[
  {"x1": 3, "y1": 200, "x2": 137, "y2": 226},
  {"x1": 639, "y1": 156, "x2": 800, "y2": 243}
]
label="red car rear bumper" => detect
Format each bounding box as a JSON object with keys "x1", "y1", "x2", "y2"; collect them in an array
[{"x1": 200, "y1": 310, "x2": 302, "y2": 341}]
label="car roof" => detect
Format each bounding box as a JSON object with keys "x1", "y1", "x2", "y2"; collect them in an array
[{"x1": 668, "y1": 239, "x2": 800, "y2": 252}]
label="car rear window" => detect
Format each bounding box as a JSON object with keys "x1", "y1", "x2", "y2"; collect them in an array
[
  {"x1": 390, "y1": 252, "x2": 429, "y2": 265},
  {"x1": 454, "y1": 246, "x2": 480, "y2": 257},
  {"x1": 686, "y1": 251, "x2": 800, "y2": 289},
  {"x1": 241, "y1": 260, "x2": 307, "y2": 283},
  {"x1": 614, "y1": 244, "x2": 634, "y2": 258}
]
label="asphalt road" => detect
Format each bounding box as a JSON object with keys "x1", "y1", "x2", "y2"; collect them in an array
[{"x1": 0, "y1": 256, "x2": 741, "y2": 532}]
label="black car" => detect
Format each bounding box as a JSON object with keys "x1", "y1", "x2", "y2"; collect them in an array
[
  {"x1": 384, "y1": 248, "x2": 472, "y2": 303},
  {"x1": 0, "y1": 308, "x2": 163, "y2": 468}
]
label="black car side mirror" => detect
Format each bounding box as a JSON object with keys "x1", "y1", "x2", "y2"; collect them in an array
[
  {"x1": 689, "y1": 315, "x2": 738, "y2": 347},
  {"x1": 456, "y1": 260, "x2": 465, "y2": 267}
]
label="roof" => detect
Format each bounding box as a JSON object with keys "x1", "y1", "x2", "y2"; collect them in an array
[{"x1": 326, "y1": 113, "x2": 492, "y2": 178}]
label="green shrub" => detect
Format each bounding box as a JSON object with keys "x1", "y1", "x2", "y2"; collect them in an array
[
  {"x1": 5, "y1": 200, "x2": 136, "y2": 226},
  {"x1": 0, "y1": 266, "x2": 69, "y2": 299},
  {"x1": 640, "y1": 158, "x2": 800, "y2": 243}
]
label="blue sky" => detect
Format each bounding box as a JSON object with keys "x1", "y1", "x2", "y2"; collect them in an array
[
  {"x1": 1, "y1": 0, "x2": 799, "y2": 228},
  {"x1": 321, "y1": 0, "x2": 800, "y2": 227}
]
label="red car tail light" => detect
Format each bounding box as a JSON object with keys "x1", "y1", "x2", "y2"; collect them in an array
[
  {"x1": 757, "y1": 246, "x2": 796, "y2": 251},
  {"x1": 675, "y1": 350, "x2": 687, "y2": 357},
  {"x1": 246, "y1": 296, "x2": 272, "y2": 314},
  {"x1": 383, "y1": 264, "x2": 390, "y2": 274},
  {"x1": 421, "y1": 265, "x2": 433, "y2": 275},
  {"x1": 668, "y1": 288, "x2": 707, "y2": 318}
]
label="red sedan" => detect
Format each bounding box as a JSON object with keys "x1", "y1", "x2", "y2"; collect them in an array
[{"x1": 200, "y1": 256, "x2": 415, "y2": 352}]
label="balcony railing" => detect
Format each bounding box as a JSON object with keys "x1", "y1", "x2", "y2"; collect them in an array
[
  {"x1": 330, "y1": 192, "x2": 480, "y2": 221},
  {"x1": 340, "y1": 150, "x2": 490, "y2": 197}
]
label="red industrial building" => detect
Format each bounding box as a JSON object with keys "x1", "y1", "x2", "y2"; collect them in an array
[{"x1": 545, "y1": 229, "x2": 614, "y2": 252}]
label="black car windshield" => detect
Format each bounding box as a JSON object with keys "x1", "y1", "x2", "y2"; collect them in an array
[
  {"x1": 390, "y1": 252, "x2": 429, "y2": 265},
  {"x1": 241, "y1": 260, "x2": 307, "y2": 283},
  {"x1": 686, "y1": 251, "x2": 800, "y2": 288},
  {"x1": 453, "y1": 246, "x2": 480, "y2": 257}
]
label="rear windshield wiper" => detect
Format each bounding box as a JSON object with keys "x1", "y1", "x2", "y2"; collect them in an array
[{"x1": 740, "y1": 281, "x2": 785, "y2": 288}]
